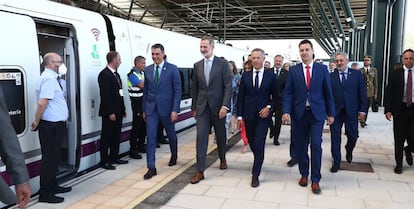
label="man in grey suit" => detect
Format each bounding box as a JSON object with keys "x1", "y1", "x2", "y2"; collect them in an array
[
  {"x1": 0, "y1": 86, "x2": 31, "y2": 208},
  {"x1": 190, "y1": 36, "x2": 233, "y2": 184}
]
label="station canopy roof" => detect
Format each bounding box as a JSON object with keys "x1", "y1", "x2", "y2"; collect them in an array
[{"x1": 71, "y1": 0, "x2": 367, "y2": 54}]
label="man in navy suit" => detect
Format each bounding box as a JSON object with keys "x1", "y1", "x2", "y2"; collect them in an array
[
  {"x1": 329, "y1": 52, "x2": 367, "y2": 173},
  {"x1": 282, "y1": 39, "x2": 335, "y2": 194},
  {"x1": 143, "y1": 43, "x2": 182, "y2": 179},
  {"x1": 237, "y1": 48, "x2": 278, "y2": 187}
]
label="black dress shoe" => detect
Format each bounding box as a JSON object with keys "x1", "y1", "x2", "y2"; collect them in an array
[
  {"x1": 330, "y1": 165, "x2": 339, "y2": 173},
  {"x1": 346, "y1": 151, "x2": 353, "y2": 163},
  {"x1": 251, "y1": 175, "x2": 260, "y2": 188},
  {"x1": 144, "y1": 168, "x2": 157, "y2": 180},
  {"x1": 130, "y1": 153, "x2": 143, "y2": 159},
  {"x1": 156, "y1": 143, "x2": 161, "y2": 148},
  {"x1": 168, "y1": 156, "x2": 177, "y2": 166},
  {"x1": 53, "y1": 186, "x2": 72, "y2": 194},
  {"x1": 269, "y1": 129, "x2": 275, "y2": 138},
  {"x1": 112, "y1": 159, "x2": 128, "y2": 164},
  {"x1": 137, "y1": 147, "x2": 146, "y2": 153},
  {"x1": 405, "y1": 147, "x2": 413, "y2": 166},
  {"x1": 158, "y1": 138, "x2": 170, "y2": 144},
  {"x1": 101, "y1": 163, "x2": 116, "y2": 170},
  {"x1": 287, "y1": 158, "x2": 298, "y2": 167},
  {"x1": 39, "y1": 194, "x2": 64, "y2": 203},
  {"x1": 394, "y1": 167, "x2": 402, "y2": 174},
  {"x1": 273, "y1": 139, "x2": 280, "y2": 146}
]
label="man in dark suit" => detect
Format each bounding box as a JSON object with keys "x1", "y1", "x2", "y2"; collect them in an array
[
  {"x1": 385, "y1": 49, "x2": 414, "y2": 174},
  {"x1": 98, "y1": 51, "x2": 128, "y2": 171},
  {"x1": 0, "y1": 86, "x2": 31, "y2": 208},
  {"x1": 237, "y1": 48, "x2": 278, "y2": 187},
  {"x1": 282, "y1": 39, "x2": 335, "y2": 194},
  {"x1": 143, "y1": 43, "x2": 181, "y2": 179},
  {"x1": 329, "y1": 52, "x2": 367, "y2": 173},
  {"x1": 268, "y1": 54, "x2": 284, "y2": 146},
  {"x1": 190, "y1": 36, "x2": 232, "y2": 184}
]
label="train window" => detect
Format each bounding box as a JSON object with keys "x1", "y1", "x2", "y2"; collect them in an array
[
  {"x1": 179, "y1": 68, "x2": 192, "y2": 100},
  {"x1": 0, "y1": 68, "x2": 26, "y2": 135}
]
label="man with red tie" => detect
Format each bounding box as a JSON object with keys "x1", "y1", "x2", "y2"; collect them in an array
[
  {"x1": 385, "y1": 49, "x2": 414, "y2": 174},
  {"x1": 282, "y1": 39, "x2": 335, "y2": 194}
]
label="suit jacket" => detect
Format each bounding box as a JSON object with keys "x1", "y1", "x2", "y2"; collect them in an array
[
  {"x1": 283, "y1": 62, "x2": 335, "y2": 121},
  {"x1": 191, "y1": 56, "x2": 232, "y2": 115},
  {"x1": 360, "y1": 66, "x2": 378, "y2": 97},
  {"x1": 98, "y1": 67, "x2": 126, "y2": 117},
  {"x1": 384, "y1": 67, "x2": 405, "y2": 118},
  {"x1": 330, "y1": 68, "x2": 367, "y2": 117},
  {"x1": 237, "y1": 70, "x2": 278, "y2": 120},
  {"x1": 143, "y1": 61, "x2": 181, "y2": 117},
  {"x1": 0, "y1": 87, "x2": 29, "y2": 204}
]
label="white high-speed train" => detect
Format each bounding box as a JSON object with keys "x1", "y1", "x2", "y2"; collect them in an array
[{"x1": 0, "y1": 0, "x2": 248, "y2": 204}]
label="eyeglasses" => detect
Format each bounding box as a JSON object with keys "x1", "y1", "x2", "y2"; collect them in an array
[{"x1": 52, "y1": 60, "x2": 63, "y2": 64}]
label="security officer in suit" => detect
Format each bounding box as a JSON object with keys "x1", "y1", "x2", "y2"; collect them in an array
[
  {"x1": 0, "y1": 86, "x2": 31, "y2": 208},
  {"x1": 360, "y1": 55, "x2": 378, "y2": 127},
  {"x1": 98, "y1": 51, "x2": 128, "y2": 171},
  {"x1": 385, "y1": 49, "x2": 414, "y2": 174},
  {"x1": 127, "y1": 56, "x2": 146, "y2": 159}
]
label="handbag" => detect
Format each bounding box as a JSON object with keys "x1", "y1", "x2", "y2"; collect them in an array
[{"x1": 371, "y1": 99, "x2": 379, "y2": 112}]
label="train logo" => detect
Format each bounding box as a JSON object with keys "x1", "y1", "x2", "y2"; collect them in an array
[{"x1": 91, "y1": 28, "x2": 101, "y2": 41}]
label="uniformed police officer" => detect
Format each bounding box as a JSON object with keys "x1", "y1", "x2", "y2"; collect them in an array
[{"x1": 127, "y1": 56, "x2": 146, "y2": 159}]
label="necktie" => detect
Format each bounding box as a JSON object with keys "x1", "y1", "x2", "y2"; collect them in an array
[
  {"x1": 407, "y1": 69, "x2": 412, "y2": 106},
  {"x1": 154, "y1": 65, "x2": 159, "y2": 85},
  {"x1": 204, "y1": 59, "x2": 211, "y2": 84},
  {"x1": 57, "y1": 76, "x2": 63, "y2": 90},
  {"x1": 340, "y1": 72, "x2": 346, "y2": 84},
  {"x1": 254, "y1": 71, "x2": 260, "y2": 89},
  {"x1": 275, "y1": 69, "x2": 279, "y2": 79},
  {"x1": 305, "y1": 65, "x2": 311, "y2": 90},
  {"x1": 114, "y1": 71, "x2": 122, "y2": 88}
]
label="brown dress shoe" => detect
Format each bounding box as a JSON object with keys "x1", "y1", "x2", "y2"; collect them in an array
[
  {"x1": 191, "y1": 171, "x2": 204, "y2": 184},
  {"x1": 311, "y1": 182, "x2": 321, "y2": 194},
  {"x1": 298, "y1": 176, "x2": 308, "y2": 187},
  {"x1": 219, "y1": 160, "x2": 227, "y2": 170}
]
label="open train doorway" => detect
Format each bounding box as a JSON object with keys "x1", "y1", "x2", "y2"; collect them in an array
[{"x1": 35, "y1": 20, "x2": 80, "y2": 180}]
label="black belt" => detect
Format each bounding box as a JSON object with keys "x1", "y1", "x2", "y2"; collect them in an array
[
  {"x1": 305, "y1": 106, "x2": 311, "y2": 110},
  {"x1": 40, "y1": 120, "x2": 65, "y2": 124}
]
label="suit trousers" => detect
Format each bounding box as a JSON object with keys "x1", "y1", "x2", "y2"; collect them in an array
[
  {"x1": 38, "y1": 120, "x2": 65, "y2": 195},
  {"x1": 289, "y1": 121, "x2": 297, "y2": 159},
  {"x1": 146, "y1": 108, "x2": 177, "y2": 169},
  {"x1": 330, "y1": 110, "x2": 359, "y2": 166},
  {"x1": 272, "y1": 105, "x2": 283, "y2": 140},
  {"x1": 130, "y1": 98, "x2": 146, "y2": 153},
  {"x1": 293, "y1": 110, "x2": 324, "y2": 183},
  {"x1": 393, "y1": 105, "x2": 414, "y2": 168},
  {"x1": 100, "y1": 115, "x2": 122, "y2": 164},
  {"x1": 244, "y1": 115, "x2": 270, "y2": 176},
  {"x1": 363, "y1": 96, "x2": 374, "y2": 123},
  {"x1": 195, "y1": 107, "x2": 227, "y2": 172}
]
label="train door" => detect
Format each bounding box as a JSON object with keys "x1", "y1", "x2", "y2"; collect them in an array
[{"x1": 35, "y1": 20, "x2": 80, "y2": 179}]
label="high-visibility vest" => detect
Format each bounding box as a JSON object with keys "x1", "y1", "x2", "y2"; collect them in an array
[{"x1": 127, "y1": 70, "x2": 144, "y2": 98}]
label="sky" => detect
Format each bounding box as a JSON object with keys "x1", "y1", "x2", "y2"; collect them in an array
[{"x1": 229, "y1": 1, "x2": 413, "y2": 62}]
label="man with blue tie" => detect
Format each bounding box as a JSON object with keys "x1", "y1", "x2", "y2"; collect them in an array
[
  {"x1": 282, "y1": 39, "x2": 335, "y2": 194},
  {"x1": 190, "y1": 36, "x2": 232, "y2": 184},
  {"x1": 329, "y1": 52, "x2": 367, "y2": 173},
  {"x1": 143, "y1": 43, "x2": 182, "y2": 179},
  {"x1": 237, "y1": 48, "x2": 278, "y2": 187}
]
